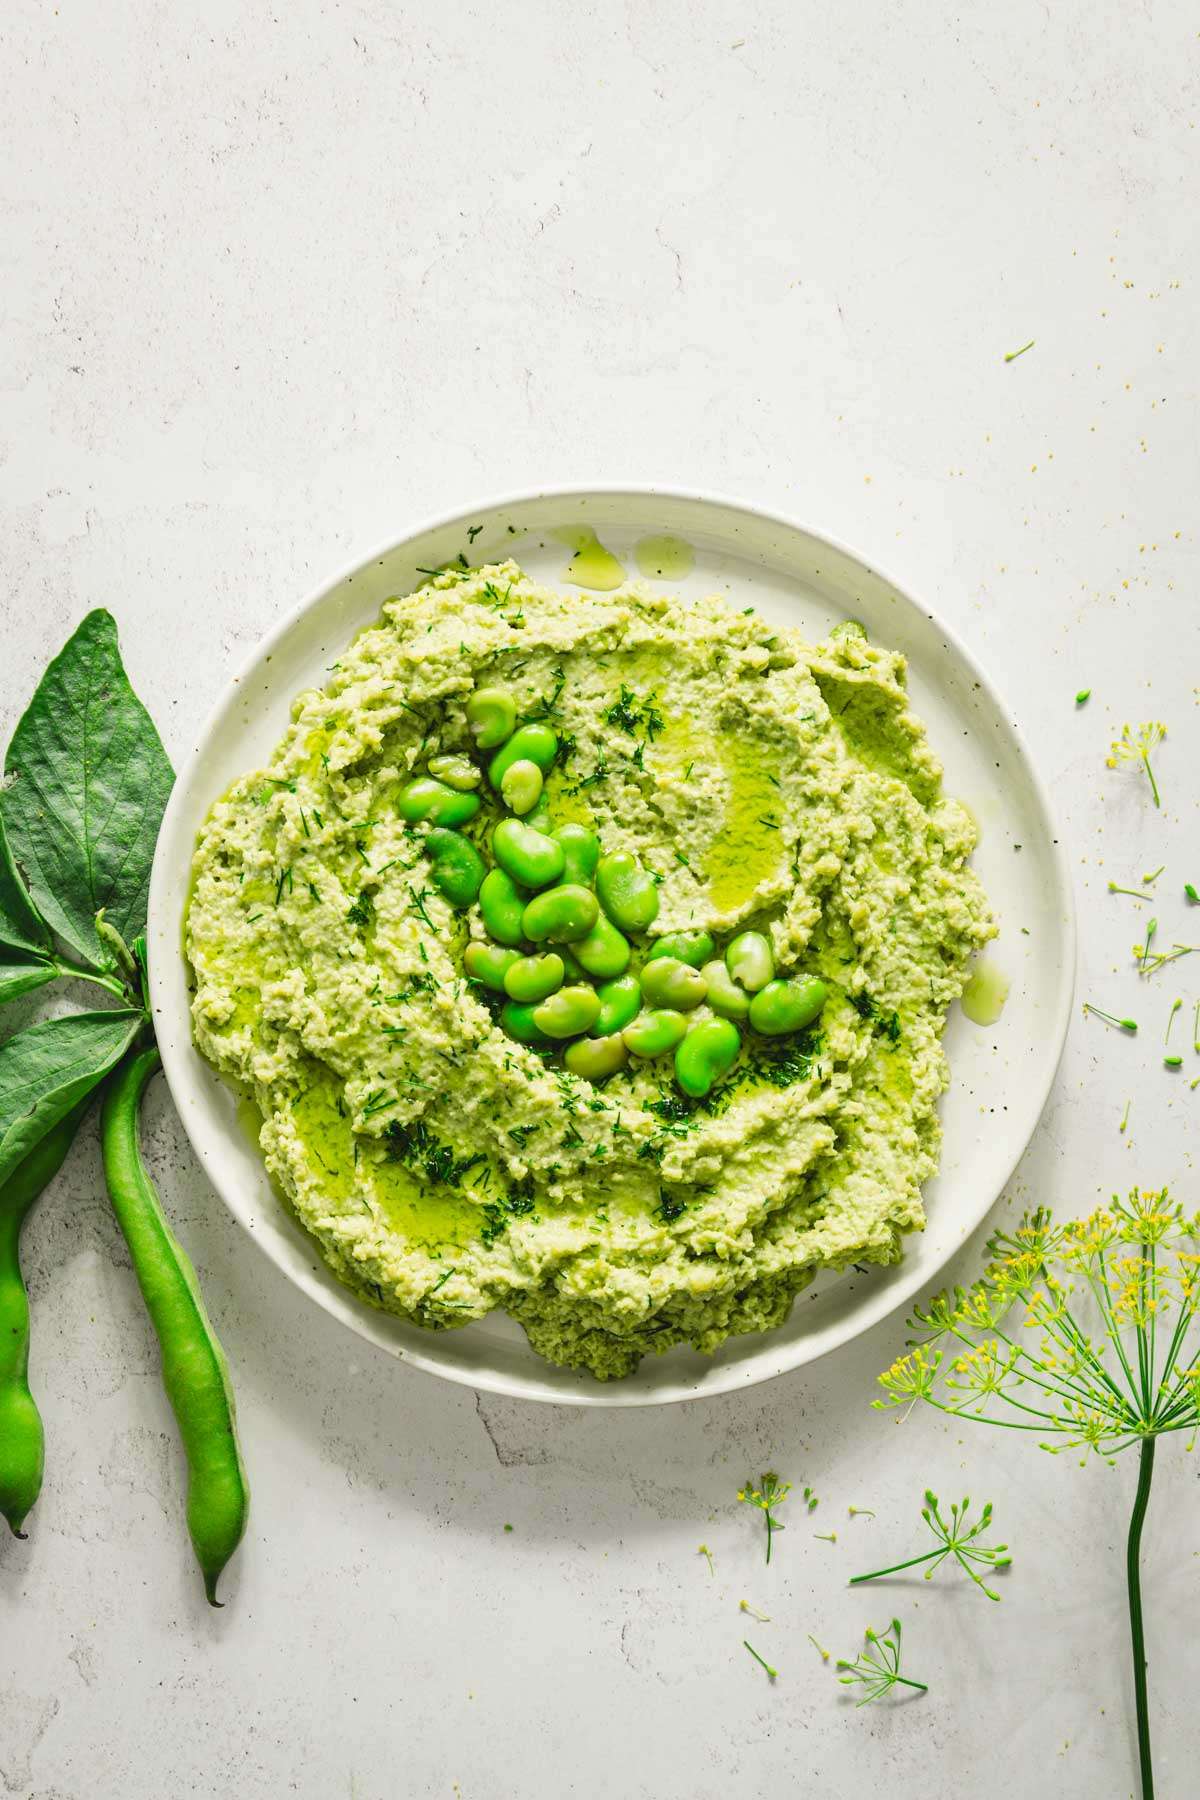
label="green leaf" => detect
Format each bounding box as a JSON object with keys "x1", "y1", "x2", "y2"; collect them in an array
[
  {"x1": 0, "y1": 806, "x2": 56, "y2": 1006},
  {"x1": 0, "y1": 1009, "x2": 142, "y2": 1185},
  {"x1": 3, "y1": 611, "x2": 174, "y2": 966}
]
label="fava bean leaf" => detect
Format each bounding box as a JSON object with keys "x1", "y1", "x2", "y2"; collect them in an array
[
  {"x1": 0, "y1": 808, "x2": 56, "y2": 1006},
  {"x1": 3, "y1": 611, "x2": 174, "y2": 968},
  {"x1": 0, "y1": 1009, "x2": 143, "y2": 1185}
]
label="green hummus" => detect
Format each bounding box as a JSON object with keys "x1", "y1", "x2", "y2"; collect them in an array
[{"x1": 186, "y1": 562, "x2": 996, "y2": 1379}]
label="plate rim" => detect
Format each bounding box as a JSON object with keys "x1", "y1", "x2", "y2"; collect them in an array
[{"x1": 147, "y1": 481, "x2": 1077, "y2": 1407}]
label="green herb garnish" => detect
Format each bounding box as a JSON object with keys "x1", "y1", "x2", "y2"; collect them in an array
[
  {"x1": 1082, "y1": 1003, "x2": 1138, "y2": 1032},
  {"x1": 742, "y1": 1641, "x2": 778, "y2": 1680},
  {"x1": 849, "y1": 1492, "x2": 1010, "y2": 1601},
  {"x1": 876, "y1": 1189, "x2": 1200, "y2": 1792},
  {"x1": 564, "y1": 752, "x2": 609, "y2": 795},
  {"x1": 836, "y1": 1619, "x2": 926, "y2": 1706},
  {"x1": 1004, "y1": 339, "x2": 1035, "y2": 363},
  {"x1": 1107, "y1": 722, "x2": 1166, "y2": 808},
  {"x1": 385, "y1": 1118, "x2": 484, "y2": 1189},
  {"x1": 738, "y1": 1473, "x2": 790, "y2": 1563}
]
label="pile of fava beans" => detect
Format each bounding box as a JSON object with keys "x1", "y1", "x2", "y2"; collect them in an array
[{"x1": 398, "y1": 684, "x2": 828, "y2": 1100}]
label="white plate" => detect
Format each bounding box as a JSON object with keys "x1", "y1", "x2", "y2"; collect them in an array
[{"x1": 147, "y1": 487, "x2": 1075, "y2": 1407}]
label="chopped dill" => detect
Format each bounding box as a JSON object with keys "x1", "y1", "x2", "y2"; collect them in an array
[
  {"x1": 408, "y1": 885, "x2": 438, "y2": 930},
  {"x1": 385, "y1": 1118, "x2": 485, "y2": 1188}
]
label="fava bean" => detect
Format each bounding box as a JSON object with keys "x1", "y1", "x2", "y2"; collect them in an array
[
  {"x1": 489, "y1": 723, "x2": 558, "y2": 790},
  {"x1": 595, "y1": 850, "x2": 660, "y2": 934},
  {"x1": 478, "y1": 868, "x2": 528, "y2": 945},
  {"x1": 748, "y1": 976, "x2": 828, "y2": 1036},
  {"x1": 522, "y1": 884, "x2": 599, "y2": 944},
  {"x1": 564, "y1": 1036, "x2": 630, "y2": 1081},
  {"x1": 532, "y1": 986, "x2": 601, "y2": 1039},
  {"x1": 492, "y1": 819, "x2": 566, "y2": 890},
  {"x1": 466, "y1": 686, "x2": 517, "y2": 749},
  {"x1": 701, "y1": 959, "x2": 751, "y2": 1021},
  {"x1": 500, "y1": 759, "x2": 544, "y2": 816},
  {"x1": 426, "y1": 754, "x2": 480, "y2": 791},
  {"x1": 640, "y1": 956, "x2": 707, "y2": 1012},
  {"x1": 552, "y1": 824, "x2": 600, "y2": 887},
  {"x1": 425, "y1": 828, "x2": 486, "y2": 906},
  {"x1": 500, "y1": 1001, "x2": 550, "y2": 1045},
  {"x1": 645, "y1": 930, "x2": 715, "y2": 968},
  {"x1": 675, "y1": 1018, "x2": 741, "y2": 1098},
  {"x1": 594, "y1": 973, "x2": 642, "y2": 1037},
  {"x1": 622, "y1": 1009, "x2": 688, "y2": 1059},
  {"x1": 397, "y1": 777, "x2": 480, "y2": 827},
  {"x1": 102, "y1": 1052, "x2": 248, "y2": 1605},
  {"x1": 558, "y1": 945, "x2": 588, "y2": 982},
  {"x1": 572, "y1": 913, "x2": 631, "y2": 980},
  {"x1": 726, "y1": 930, "x2": 774, "y2": 993},
  {"x1": 524, "y1": 801, "x2": 554, "y2": 835},
  {"x1": 464, "y1": 942, "x2": 521, "y2": 991},
  {"x1": 830, "y1": 618, "x2": 867, "y2": 642},
  {"x1": 504, "y1": 953, "x2": 565, "y2": 1004},
  {"x1": 0, "y1": 1100, "x2": 90, "y2": 1536}
]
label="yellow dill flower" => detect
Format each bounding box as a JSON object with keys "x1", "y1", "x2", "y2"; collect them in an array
[
  {"x1": 1106, "y1": 722, "x2": 1166, "y2": 807},
  {"x1": 737, "y1": 1473, "x2": 792, "y2": 1564},
  {"x1": 875, "y1": 1346, "x2": 941, "y2": 1407},
  {"x1": 875, "y1": 1186, "x2": 1200, "y2": 1792},
  {"x1": 956, "y1": 1285, "x2": 1006, "y2": 1331}
]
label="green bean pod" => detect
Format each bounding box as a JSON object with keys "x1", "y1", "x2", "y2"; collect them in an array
[
  {"x1": 0, "y1": 1101, "x2": 89, "y2": 1537},
  {"x1": 101, "y1": 1050, "x2": 248, "y2": 1606}
]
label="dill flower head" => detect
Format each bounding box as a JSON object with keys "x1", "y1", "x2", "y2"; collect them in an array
[
  {"x1": 1106, "y1": 722, "x2": 1167, "y2": 807},
  {"x1": 876, "y1": 1188, "x2": 1200, "y2": 1459}
]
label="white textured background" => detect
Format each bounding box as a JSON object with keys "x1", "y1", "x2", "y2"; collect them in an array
[{"x1": 2, "y1": 2, "x2": 1199, "y2": 1796}]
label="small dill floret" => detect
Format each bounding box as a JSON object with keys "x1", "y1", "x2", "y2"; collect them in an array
[
  {"x1": 738, "y1": 1473, "x2": 791, "y2": 1563},
  {"x1": 836, "y1": 1619, "x2": 927, "y2": 1706},
  {"x1": 1107, "y1": 721, "x2": 1166, "y2": 808},
  {"x1": 850, "y1": 1492, "x2": 1011, "y2": 1601}
]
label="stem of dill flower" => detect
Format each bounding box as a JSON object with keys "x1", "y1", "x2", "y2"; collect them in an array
[
  {"x1": 1141, "y1": 750, "x2": 1161, "y2": 809},
  {"x1": 848, "y1": 1549, "x2": 939, "y2": 1585},
  {"x1": 1127, "y1": 1437, "x2": 1156, "y2": 1799}
]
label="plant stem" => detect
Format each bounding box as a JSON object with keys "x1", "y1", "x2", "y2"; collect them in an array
[
  {"x1": 1127, "y1": 1437, "x2": 1156, "y2": 1799},
  {"x1": 848, "y1": 1549, "x2": 936, "y2": 1585},
  {"x1": 53, "y1": 960, "x2": 130, "y2": 1001}
]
